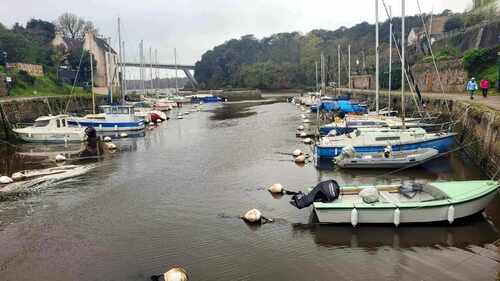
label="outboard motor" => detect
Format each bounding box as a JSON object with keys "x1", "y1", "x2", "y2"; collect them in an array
[
  {"x1": 290, "y1": 180, "x2": 341, "y2": 209},
  {"x1": 383, "y1": 145, "x2": 392, "y2": 158},
  {"x1": 85, "y1": 127, "x2": 97, "y2": 139}
]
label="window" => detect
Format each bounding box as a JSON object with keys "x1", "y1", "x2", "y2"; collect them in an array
[
  {"x1": 34, "y1": 120, "x2": 50, "y2": 127},
  {"x1": 62, "y1": 119, "x2": 66, "y2": 127},
  {"x1": 375, "y1": 136, "x2": 400, "y2": 141},
  {"x1": 56, "y1": 119, "x2": 61, "y2": 128}
]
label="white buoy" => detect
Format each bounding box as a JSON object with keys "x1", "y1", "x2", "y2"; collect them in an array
[
  {"x1": 164, "y1": 267, "x2": 189, "y2": 281},
  {"x1": 297, "y1": 125, "x2": 304, "y2": 131},
  {"x1": 177, "y1": 115, "x2": 184, "y2": 120},
  {"x1": 268, "y1": 183, "x2": 284, "y2": 194},
  {"x1": 351, "y1": 208, "x2": 358, "y2": 227},
  {"x1": 447, "y1": 205, "x2": 455, "y2": 224},
  {"x1": 120, "y1": 133, "x2": 128, "y2": 138},
  {"x1": 303, "y1": 138, "x2": 313, "y2": 144},
  {"x1": 295, "y1": 155, "x2": 306, "y2": 164},
  {"x1": 302, "y1": 119, "x2": 311, "y2": 123},
  {"x1": 242, "y1": 208, "x2": 262, "y2": 223},
  {"x1": 292, "y1": 149, "x2": 303, "y2": 157},
  {"x1": 299, "y1": 132, "x2": 307, "y2": 138},
  {"x1": 0, "y1": 176, "x2": 13, "y2": 184},
  {"x1": 55, "y1": 154, "x2": 66, "y2": 162},
  {"x1": 103, "y1": 136, "x2": 112, "y2": 142},
  {"x1": 301, "y1": 114, "x2": 306, "y2": 119},
  {"x1": 106, "y1": 142, "x2": 117, "y2": 150},
  {"x1": 11, "y1": 172, "x2": 26, "y2": 181},
  {"x1": 394, "y1": 208, "x2": 401, "y2": 227}
]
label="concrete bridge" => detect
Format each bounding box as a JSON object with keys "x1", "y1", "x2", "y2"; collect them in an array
[{"x1": 120, "y1": 62, "x2": 198, "y2": 87}]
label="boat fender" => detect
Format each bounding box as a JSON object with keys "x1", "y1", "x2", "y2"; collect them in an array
[
  {"x1": 297, "y1": 125, "x2": 305, "y2": 131},
  {"x1": 351, "y1": 208, "x2": 358, "y2": 227},
  {"x1": 0, "y1": 176, "x2": 14, "y2": 184},
  {"x1": 447, "y1": 205, "x2": 455, "y2": 224},
  {"x1": 106, "y1": 142, "x2": 117, "y2": 150},
  {"x1": 295, "y1": 155, "x2": 306, "y2": 164},
  {"x1": 303, "y1": 138, "x2": 313, "y2": 145},
  {"x1": 394, "y1": 208, "x2": 401, "y2": 227},
  {"x1": 163, "y1": 267, "x2": 189, "y2": 281},
  {"x1": 120, "y1": 133, "x2": 128, "y2": 138},
  {"x1": 103, "y1": 136, "x2": 112, "y2": 142},
  {"x1": 11, "y1": 172, "x2": 26, "y2": 181},
  {"x1": 299, "y1": 132, "x2": 307, "y2": 138},
  {"x1": 292, "y1": 149, "x2": 303, "y2": 157},
  {"x1": 55, "y1": 154, "x2": 66, "y2": 162},
  {"x1": 268, "y1": 183, "x2": 284, "y2": 194}
]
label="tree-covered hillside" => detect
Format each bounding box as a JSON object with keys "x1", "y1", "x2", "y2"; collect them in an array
[{"x1": 194, "y1": 14, "x2": 427, "y2": 90}]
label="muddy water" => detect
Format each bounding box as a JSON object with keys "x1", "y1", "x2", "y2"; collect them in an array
[{"x1": 0, "y1": 101, "x2": 498, "y2": 281}]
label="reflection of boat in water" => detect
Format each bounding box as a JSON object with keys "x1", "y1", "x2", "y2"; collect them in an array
[
  {"x1": 16, "y1": 143, "x2": 87, "y2": 162},
  {"x1": 292, "y1": 213, "x2": 498, "y2": 248}
]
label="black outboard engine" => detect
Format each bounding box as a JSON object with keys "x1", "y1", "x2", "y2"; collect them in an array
[
  {"x1": 85, "y1": 127, "x2": 97, "y2": 139},
  {"x1": 290, "y1": 180, "x2": 341, "y2": 209}
]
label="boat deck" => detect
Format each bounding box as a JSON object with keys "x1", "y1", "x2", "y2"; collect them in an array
[{"x1": 337, "y1": 191, "x2": 436, "y2": 205}]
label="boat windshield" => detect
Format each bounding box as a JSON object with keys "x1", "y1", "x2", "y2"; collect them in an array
[{"x1": 34, "y1": 120, "x2": 50, "y2": 127}]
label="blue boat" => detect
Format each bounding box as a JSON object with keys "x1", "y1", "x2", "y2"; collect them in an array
[
  {"x1": 68, "y1": 105, "x2": 145, "y2": 132},
  {"x1": 315, "y1": 128, "x2": 456, "y2": 158},
  {"x1": 190, "y1": 95, "x2": 224, "y2": 104},
  {"x1": 311, "y1": 100, "x2": 368, "y2": 114}
]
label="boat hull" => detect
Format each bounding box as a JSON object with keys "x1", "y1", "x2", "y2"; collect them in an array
[
  {"x1": 316, "y1": 134, "x2": 455, "y2": 158},
  {"x1": 68, "y1": 120, "x2": 145, "y2": 132},
  {"x1": 314, "y1": 188, "x2": 498, "y2": 224},
  {"x1": 14, "y1": 131, "x2": 87, "y2": 143},
  {"x1": 336, "y1": 149, "x2": 439, "y2": 169}
]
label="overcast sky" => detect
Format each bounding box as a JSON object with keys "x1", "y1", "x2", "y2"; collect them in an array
[{"x1": 3, "y1": 0, "x2": 470, "y2": 69}]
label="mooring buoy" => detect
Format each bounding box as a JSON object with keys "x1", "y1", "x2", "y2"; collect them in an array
[
  {"x1": 103, "y1": 136, "x2": 112, "y2": 142},
  {"x1": 164, "y1": 267, "x2": 189, "y2": 281},
  {"x1": 295, "y1": 155, "x2": 306, "y2": 164},
  {"x1": 0, "y1": 176, "x2": 13, "y2": 184},
  {"x1": 268, "y1": 183, "x2": 284, "y2": 194},
  {"x1": 292, "y1": 149, "x2": 303, "y2": 157},
  {"x1": 55, "y1": 154, "x2": 66, "y2": 162}
]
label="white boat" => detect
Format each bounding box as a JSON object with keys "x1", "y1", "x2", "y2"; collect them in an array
[
  {"x1": 13, "y1": 115, "x2": 87, "y2": 143},
  {"x1": 334, "y1": 147, "x2": 439, "y2": 169},
  {"x1": 68, "y1": 105, "x2": 145, "y2": 132},
  {"x1": 310, "y1": 180, "x2": 499, "y2": 225},
  {"x1": 316, "y1": 127, "x2": 456, "y2": 158}
]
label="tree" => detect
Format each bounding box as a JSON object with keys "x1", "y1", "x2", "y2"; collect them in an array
[
  {"x1": 55, "y1": 13, "x2": 97, "y2": 39},
  {"x1": 26, "y1": 19, "x2": 56, "y2": 44}
]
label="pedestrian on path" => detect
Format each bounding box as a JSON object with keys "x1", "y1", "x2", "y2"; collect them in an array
[
  {"x1": 480, "y1": 79, "x2": 489, "y2": 98},
  {"x1": 466, "y1": 78, "x2": 478, "y2": 100}
]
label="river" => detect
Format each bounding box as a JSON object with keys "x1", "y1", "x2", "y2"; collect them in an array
[{"x1": 0, "y1": 100, "x2": 498, "y2": 281}]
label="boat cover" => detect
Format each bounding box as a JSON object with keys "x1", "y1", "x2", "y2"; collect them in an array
[{"x1": 290, "y1": 180, "x2": 340, "y2": 209}]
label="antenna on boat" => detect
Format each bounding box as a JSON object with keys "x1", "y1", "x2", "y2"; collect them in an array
[
  {"x1": 401, "y1": 0, "x2": 406, "y2": 128},
  {"x1": 388, "y1": 5, "x2": 392, "y2": 112},
  {"x1": 375, "y1": 0, "x2": 380, "y2": 115}
]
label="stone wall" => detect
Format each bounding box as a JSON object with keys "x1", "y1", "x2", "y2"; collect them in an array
[
  {"x1": 412, "y1": 59, "x2": 467, "y2": 93},
  {"x1": 7, "y1": 63, "x2": 44, "y2": 77}
]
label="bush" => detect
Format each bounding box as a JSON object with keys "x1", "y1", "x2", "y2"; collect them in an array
[
  {"x1": 462, "y1": 48, "x2": 496, "y2": 75},
  {"x1": 17, "y1": 70, "x2": 35, "y2": 85}
]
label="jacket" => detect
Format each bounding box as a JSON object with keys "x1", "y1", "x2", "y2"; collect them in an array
[
  {"x1": 466, "y1": 80, "x2": 478, "y2": 91},
  {"x1": 480, "y1": 79, "x2": 490, "y2": 89}
]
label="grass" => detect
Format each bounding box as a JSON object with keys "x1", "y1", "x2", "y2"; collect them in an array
[{"x1": 6, "y1": 71, "x2": 88, "y2": 97}]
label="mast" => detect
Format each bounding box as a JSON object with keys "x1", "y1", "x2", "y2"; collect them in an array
[
  {"x1": 375, "y1": 0, "x2": 380, "y2": 115},
  {"x1": 388, "y1": 5, "x2": 392, "y2": 111},
  {"x1": 337, "y1": 45, "x2": 341, "y2": 89},
  {"x1": 320, "y1": 52, "x2": 326, "y2": 96},
  {"x1": 174, "y1": 48, "x2": 178, "y2": 94},
  {"x1": 140, "y1": 40, "x2": 146, "y2": 96},
  {"x1": 117, "y1": 17, "x2": 124, "y2": 103},
  {"x1": 315, "y1": 61, "x2": 319, "y2": 93},
  {"x1": 107, "y1": 37, "x2": 113, "y2": 104},
  {"x1": 401, "y1": 0, "x2": 406, "y2": 128},
  {"x1": 155, "y1": 49, "x2": 158, "y2": 94},
  {"x1": 90, "y1": 50, "x2": 95, "y2": 114},
  {"x1": 149, "y1": 47, "x2": 154, "y2": 94},
  {"x1": 348, "y1": 45, "x2": 351, "y2": 89},
  {"x1": 122, "y1": 40, "x2": 127, "y2": 102}
]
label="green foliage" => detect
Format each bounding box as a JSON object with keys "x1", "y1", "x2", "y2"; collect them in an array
[
  {"x1": 462, "y1": 48, "x2": 496, "y2": 76},
  {"x1": 444, "y1": 16, "x2": 464, "y2": 32},
  {"x1": 17, "y1": 70, "x2": 35, "y2": 85},
  {"x1": 476, "y1": 64, "x2": 498, "y2": 84}
]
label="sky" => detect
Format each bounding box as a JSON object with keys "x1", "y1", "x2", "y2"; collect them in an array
[{"x1": 3, "y1": 0, "x2": 471, "y2": 78}]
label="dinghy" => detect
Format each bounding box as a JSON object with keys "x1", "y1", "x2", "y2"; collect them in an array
[
  {"x1": 334, "y1": 146, "x2": 439, "y2": 169},
  {"x1": 291, "y1": 180, "x2": 499, "y2": 225}
]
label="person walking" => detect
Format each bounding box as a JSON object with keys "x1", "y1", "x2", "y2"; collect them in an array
[
  {"x1": 466, "y1": 77, "x2": 478, "y2": 100},
  {"x1": 480, "y1": 78, "x2": 489, "y2": 98}
]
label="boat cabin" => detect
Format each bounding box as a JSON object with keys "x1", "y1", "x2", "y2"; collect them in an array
[
  {"x1": 33, "y1": 115, "x2": 73, "y2": 129},
  {"x1": 100, "y1": 105, "x2": 135, "y2": 116}
]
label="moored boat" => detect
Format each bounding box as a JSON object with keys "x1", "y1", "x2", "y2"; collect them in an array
[
  {"x1": 13, "y1": 115, "x2": 87, "y2": 143},
  {"x1": 68, "y1": 105, "x2": 145, "y2": 132}
]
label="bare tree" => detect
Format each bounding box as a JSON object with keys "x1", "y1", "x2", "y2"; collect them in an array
[{"x1": 55, "y1": 13, "x2": 97, "y2": 40}]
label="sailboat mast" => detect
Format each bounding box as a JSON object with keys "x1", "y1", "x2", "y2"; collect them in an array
[
  {"x1": 375, "y1": 0, "x2": 380, "y2": 115},
  {"x1": 149, "y1": 47, "x2": 154, "y2": 94},
  {"x1": 388, "y1": 5, "x2": 392, "y2": 111},
  {"x1": 174, "y1": 48, "x2": 178, "y2": 94},
  {"x1": 155, "y1": 49, "x2": 158, "y2": 94},
  {"x1": 122, "y1": 40, "x2": 127, "y2": 101},
  {"x1": 337, "y1": 45, "x2": 341, "y2": 89},
  {"x1": 315, "y1": 61, "x2": 319, "y2": 93},
  {"x1": 348, "y1": 45, "x2": 351, "y2": 89},
  {"x1": 320, "y1": 52, "x2": 326, "y2": 96},
  {"x1": 401, "y1": 0, "x2": 406, "y2": 128},
  {"x1": 90, "y1": 51, "x2": 95, "y2": 114},
  {"x1": 117, "y1": 17, "x2": 124, "y2": 104}
]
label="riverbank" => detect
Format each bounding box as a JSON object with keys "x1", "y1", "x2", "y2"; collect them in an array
[{"x1": 339, "y1": 88, "x2": 500, "y2": 179}]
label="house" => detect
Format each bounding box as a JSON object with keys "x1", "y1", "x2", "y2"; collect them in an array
[
  {"x1": 407, "y1": 15, "x2": 449, "y2": 54},
  {"x1": 51, "y1": 32, "x2": 120, "y2": 91}
]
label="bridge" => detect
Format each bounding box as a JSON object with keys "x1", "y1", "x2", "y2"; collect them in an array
[{"x1": 120, "y1": 62, "x2": 198, "y2": 88}]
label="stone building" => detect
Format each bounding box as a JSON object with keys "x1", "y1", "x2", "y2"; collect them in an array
[{"x1": 52, "y1": 32, "x2": 120, "y2": 91}]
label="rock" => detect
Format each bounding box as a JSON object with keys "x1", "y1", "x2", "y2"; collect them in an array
[
  {"x1": 0, "y1": 176, "x2": 13, "y2": 184},
  {"x1": 242, "y1": 208, "x2": 262, "y2": 223},
  {"x1": 295, "y1": 155, "x2": 306, "y2": 164},
  {"x1": 359, "y1": 187, "x2": 380, "y2": 204},
  {"x1": 268, "y1": 183, "x2": 284, "y2": 194},
  {"x1": 292, "y1": 149, "x2": 303, "y2": 157},
  {"x1": 120, "y1": 133, "x2": 128, "y2": 138},
  {"x1": 55, "y1": 154, "x2": 66, "y2": 162},
  {"x1": 11, "y1": 172, "x2": 26, "y2": 181},
  {"x1": 103, "y1": 136, "x2": 112, "y2": 142},
  {"x1": 164, "y1": 267, "x2": 189, "y2": 281}
]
